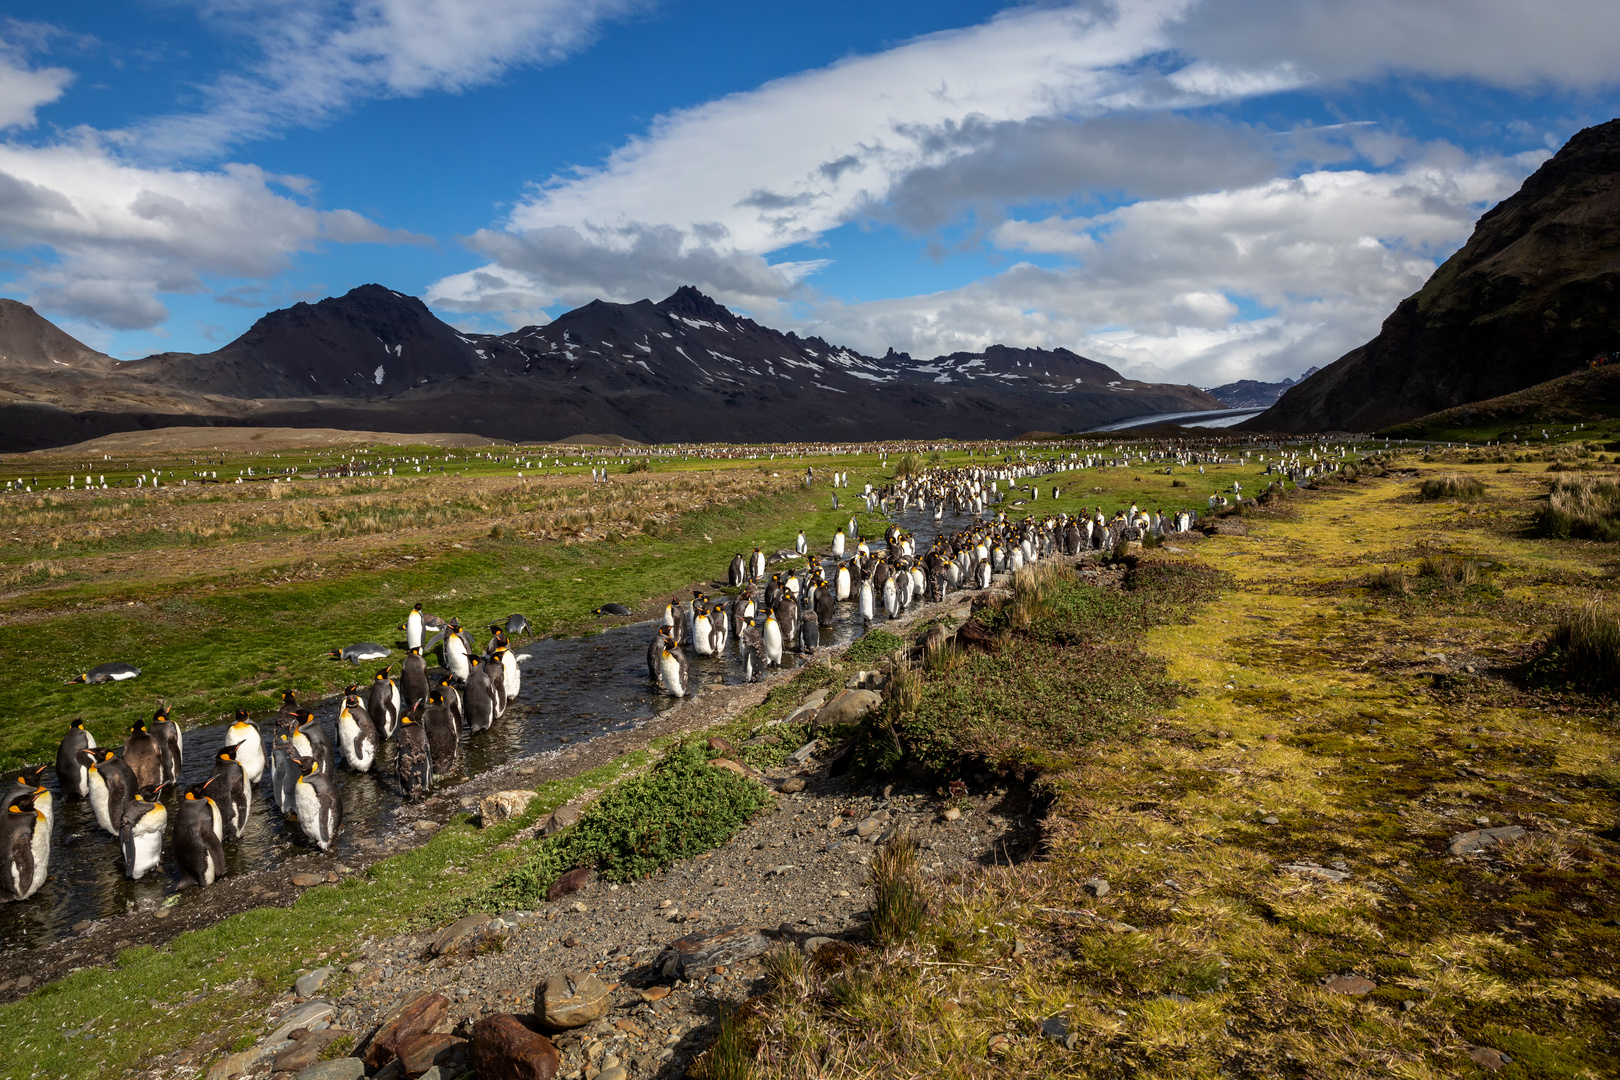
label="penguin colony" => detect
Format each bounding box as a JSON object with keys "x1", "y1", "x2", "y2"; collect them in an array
[
  {"x1": 645, "y1": 463, "x2": 1205, "y2": 698},
  {"x1": 4, "y1": 609, "x2": 530, "y2": 900}
]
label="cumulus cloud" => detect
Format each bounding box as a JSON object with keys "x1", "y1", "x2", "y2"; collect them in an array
[
  {"x1": 437, "y1": 0, "x2": 1620, "y2": 381},
  {"x1": 0, "y1": 137, "x2": 425, "y2": 328},
  {"x1": 129, "y1": 0, "x2": 647, "y2": 158},
  {"x1": 0, "y1": 34, "x2": 73, "y2": 130}
]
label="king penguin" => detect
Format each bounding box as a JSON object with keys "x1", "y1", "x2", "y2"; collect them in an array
[
  {"x1": 174, "y1": 780, "x2": 226, "y2": 887},
  {"x1": 209, "y1": 744, "x2": 252, "y2": 840},
  {"x1": 151, "y1": 703, "x2": 183, "y2": 787},
  {"x1": 658, "y1": 642, "x2": 689, "y2": 698},
  {"x1": 270, "y1": 731, "x2": 299, "y2": 817},
  {"x1": 762, "y1": 611, "x2": 784, "y2": 667},
  {"x1": 336, "y1": 687, "x2": 379, "y2": 772},
  {"x1": 120, "y1": 785, "x2": 168, "y2": 880},
  {"x1": 0, "y1": 789, "x2": 50, "y2": 902},
  {"x1": 401, "y1": 602, "x2": 426, "y2": 649},
  {"x1": 366, "y1": 667, "x2": 401, "y2": 740},
  {"x1": 294, "y1": 710, "x2": 334, "y2": 775},
  {"x1": 422, "y1": 689, "x2": 459, "y2": 770},
  {"x1": 443, "y1": 618, "x2": 471, "y2": 681},
  {"x1": 223, "y1": 708, "x2": 265, "y2": 785},
  {"x1": 395, "y1": 705, "x2": 432, "y2": 801},
  {"x1": 462, "y1": 655, "x2": 501, "y2": 735},
  {"x1": 293, "y1": 758, "x2": 342, "y2": 852},
  {"x1": 833, "y1": 529, "x2": 846, "y2": 558},
  {"x1": 121, "y1": 714, "x2": 164, "y2": 790},
  {"x1": 55, "y1": 719, "x2": 97, "y2": 798},
  {"x1": 795, "y1": 530, "x2": 807, "y2": 555},
  {"x1": 83, "y1": 749, "x2": 135, "y2": 838},
  {"x1": 401, "y1": 646, "x2": 429, "y2": 712}
]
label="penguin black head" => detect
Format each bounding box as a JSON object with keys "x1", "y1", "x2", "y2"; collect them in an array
[
  {"x1": 327, "y1": 649, "x2": 345, "y2": 660},
  {"x1": 233, "y1": 707, "x2": 251, "y2": 724},
  {"x1": 298, "y1": 758, "x2": 321, "y2": 778},
  {"x1": 447, "y1": 617, "x2": 462, "y2": 631},
  {"x1": 413, "y1": 602, "x2": 423, "y2": 612},
  {"x1": 70, "y1": 672, "x2": 88, "y2": 684},
  {"x1": 77, "y1": 748, "x2": 101, "y2": 769},
  {"x1": 408, "y1": 646, "x2": 421, "y2": 657},
  {"x1": 344, "y1": 684, "x2": 360, "y2": 697},
  {"x1": 468, "y1": 655, "x2": 480, "y2": 669},
  {"x1": 185, "y1": 778, "x2": 213, "y2": 800},
  {"x1": 130, "y1": 715, "x2": 149, "y2": 734},
  {"x1": 217, "y1": 744, "x2": 240, "y2": 763},
  {"x1": 374, "y1": 666, "x2": 392, "y2": 680},
  {"x1": 70, "y1": 717, "x2": 88, "y2": 731},
  {"x1": 153, "y1": 702, "x2": 170, "y2": 722},
  {"x1": 298, "y1": 710, "x2": 317, "y2": 728},
  {"x1": 7, "y1": 793, "x2": 36, "y2": 814},
  {"x1": 429, "y1": 689, "x2": 444, "y2": 705},
  {"x1": 281, "y1": 689, "x2": 299, "y2": 708}
]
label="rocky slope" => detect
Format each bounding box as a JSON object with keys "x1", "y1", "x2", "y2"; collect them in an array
[
  {"x1": 1249, "y1": 117, "x2": 1620, "y2": 434},
  {"x1": 1204, "y1": 370, "x2": 1314, "y2": 409},
  {"x1": 0, "y1": 286, "x2": 1221, "y2": 450}
]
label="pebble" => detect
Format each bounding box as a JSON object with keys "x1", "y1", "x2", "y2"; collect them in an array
[
  {"x1": 291, "y1": 873, "x2": 324, "y2": 887},
  {"x1": 295, "y1": 967, "x2": 333, "y2": 998},
  {"x1": 413, "y1": 820, "x2": 440, "y2": 833},
  {"x1": 1082, "y1": 878, "x2": 1109, "y2": 898},
  {"x1": 1322, "y1": 974, "x2": 1376, "y2": 995},
  {"x1": 943, "y1": 807, "x2": 961, "y2": 821},
  {"x1": 779, "y1": 778, "x2": 806, "y2": 794},
  {"x1": 1260, "y1": 815, "x2": 1280, "y2": 825}
]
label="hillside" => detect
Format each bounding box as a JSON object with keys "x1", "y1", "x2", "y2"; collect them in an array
[
  {"x1": 1382, "y1": 362, "x2": 1620, "y2": 439},
  {"x1": 0, "y1": 286, "x2": 1222, "y2": 450},
  {"x1": 1249, "y1": 117, "x2": 1620, "y2": 434}
]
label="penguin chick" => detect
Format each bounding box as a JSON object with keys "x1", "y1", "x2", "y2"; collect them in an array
[
  {"x1": 121, "y1": 714, "x2": 164, "y2": 790},
  {"x1": 174, "y1": 781, "x2": 226, "y2": 887},
  {"x1": 395, "y1": 707, "x2": 432, "y2": 801},
  {"x1": 421, "y1": 690, "x2": 459, "y2": 770}
]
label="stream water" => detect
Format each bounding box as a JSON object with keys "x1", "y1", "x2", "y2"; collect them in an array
[{"x1": 0, "y1": 505, "x2": 974, "y2": 953}]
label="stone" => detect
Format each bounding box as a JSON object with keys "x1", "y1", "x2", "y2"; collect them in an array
[
  {"x1": 431, "y1": 913, "x2": 493, "y2": 956},
  {"x1": 803, "y1": 936, "x2": 833, "y2": 955},
  {"x1": 708, "y1": 758, "x2": 757, "y2": 777},
  {"x1": 782, "y1": 704, "x2": 819, "y2": 726},
  {"x1": 397, "y1": 1032, "x2": 468, "y2": 1076},
  {"x1": 855, "y1": 817, "x2": 883, "y2": 838},
  {"x1": 1447, "y1": 825, "x2": 1527, "y2": 856},
  {"x1": 597, "y1": 1068, "x2": 627, "y2": 1080},
  {"x1": 802, "y1": 689, "x2": 832, "y2": 707},
  {"x1": 345, "y1": 961, "x2": 367, "y2": 975},
  {"x1": 413, "y1": 820, "x2": 440, "y2": 833},
  {"x1": 480, "y1": 790, "x2": 539, "y2": 826},
  {"x1": 942, "y1": 807, "x2": 961, "y2": 821},
  {"x1": 292, "y1": 873, "x2": 324, "y2": 887},
  {"x1": 272, "y1": 1029, "x2": 345, "y2": 1073},
  {"x1": 653, "y1": 925, "x2": 772, "y2": 981},
  {"x1": 637, "y1": 986, "x2": 671, "y2": 1003},
  {"x1": 779, "y1": 778, "x2": 806, "y2": 794},
  {"x1": 1323, "y1": 974, "x2": 1376, "y2": 995},
  {"x1": 536, "y1": 972, "x2": 611, "y2": 1029},
  {"x1": 1467, "y1": 1045, "x2": 1512, "y2": 1070},
  {"x1": 547, "y1": 866, "x2": 593, "y2": 901},
  {"x1": 206, "y1": 1049, "x2": 261, "y2": 1080},
  {"x1": 295, "y1": 967, "x2": 333, "y2": 998},
  {"x1": 470, "y1": 1014, "x2": 561, "y2": 1080},
  {"x1": 815, "y1": 690, "x2": 883, "y2": 728},
  {"x1": 542, "y1": 805, "x2": 581, "y2": 837},
  {"x1": 362, "y1": 991, "x2": 450, "y2": 1068},
  {"x1": 267, "y1": 1001, "x2": 337, "y2": 1044},
  {"x1": 706, "y1": 737, "x2": 734, "y2": 753},
  {"x1": 294, "y1": 1061, "x2": 365, "y2": 1080},
  {"x1": 1082, "y1": 878, "x2": 1109, "y2": 898},
  {"x1": 1279, "y1": 862, "x2": 1350, "y2": 883},
  {"x1": 1121, "y1": 540, "x2": 1144, "y2": 556},
  {"x1": 788, "y1": 741, "x2": 819, "y2": 764},
  {"x1": 1260, "y1": 815, "x2": 1281, "y2": 825}
]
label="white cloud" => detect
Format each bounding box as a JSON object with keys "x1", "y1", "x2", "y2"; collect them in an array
[
  {"x1": 437, "y1": 0, "x2": 1620, "y2": 382},
  {"x1": 0, "y1": 136, "x2": 425, "y2": 328},
  {"x1": 128, "y1": 0, "x2": 647, "y2": 158},
  {"x1": 0, "y1": 35, "x2": 73, "y2": 130}
]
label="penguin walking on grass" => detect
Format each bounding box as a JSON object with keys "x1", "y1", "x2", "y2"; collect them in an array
[
  {"x1": 795, "y1": 530, "x2": 807, "y2": 555},
  {"x1": 750, "y1": 548, "x2": 766, "y2": 581},
  {"x1": 336, "y1": 687, "x2": 379, "y2": 773},
  {"x1": 209, "y1": 745, "x2": 251, "y2": 840},
  {"x1": 151, "y1": 703, "x2": 183, "y2": 787},
  {"x1": 0, "y1": 789, "x2": 51, "y2": 902},
  {"x1": 121, "y1": 715, "x2": 164, "y2": 790},
  {"x1": 366, "y1": 668, "x2": 401, "y2": 741},
  {"x1": 56, "y1": 719, "x2": 97, "y2": 798},
  {"x1": 728, "y1": 552, "x2": 746, "y2": 588},
  {"x1": 174, "y1": 781, "x2": 226, "y2": 887},
  {"x1": 120, "y1": 786, "x2": 168, "y2": 880},
  {"x1": 395, "y1": 705, "x2": 432, "y2": 801},
  {"x1": 401, "y1": 602, "x2": 426, "y2": 649},
  {"x1": 84, "y1": 750, "x2": 135, "y2": 838},
  {"x1": 293, "y1": 758, "x2": 342, "y2": 852},
  {"x1": 223, "y1": 709, "x2": 265, "y2": 785}
]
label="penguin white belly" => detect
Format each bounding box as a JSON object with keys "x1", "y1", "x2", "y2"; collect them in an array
[
  {"x1": 446, "y1": 637, "x2": 470, "y2": 680},
  {"x1": 406, "y1": 612, "x2": 424, "y2": 649},
  {"x1": 658, "y1": 653, "x2": 686, "y2": 697},
  {"x1": 338, "y1": 714, "x2": 374, "y2": 771},
  {"x1": 227, "y1": 725, "x2": 266, "y2": 784},
  {"x1": 692, "y1": 615, "x2": 714, "y2": 656},
  {"x1": 860, "y1": 582, "x2": 875, "y2": 621},
  {"x1": 25, "y1": 812, "x2": 50, "y2": 898},
  {"x1": 977, "y1": 561, "x2": 992, "y2": 588},
  {"x1": 291, "y1": 731, "x2": 313, "y2": 759},
  {"x1": 294, "y1": 782, "x2": 330, "y2": 849},
  {"x1": 125, "y1": 810, "x2": 166, "y2": 879},
  {"x1": 832, "y1": 533, "x2": 845, "y2": 557},
  {"x1": 762, "y1": 621, "x2": 783, "y2": 665},
  {"x1": 911, "y1": 568, "x2": 927, "y2": 595},
  {"x1": 88, "y1": 773, "x2": 114, "y2": 836},
  {"x1": 883, "y1": 578, "x2": 900, "y2": 618},
  {"x1": 836, "y1": 567, "x2": 851, "y2": 601},
  {"x1": 501, "y1": 653, "x2": 520, "y2": 699}
]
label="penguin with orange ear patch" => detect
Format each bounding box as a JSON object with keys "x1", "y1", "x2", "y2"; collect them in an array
[
  {"x1": 120, "y1": 784, "x2": 168, "y2": 880},
  {"x1": 175, "y1": 779, "x2": 226, "y2": 887},
  {"x1": 0, "y1": 788, "x2": 51, "y2": 902},
  {"x1": 209, "y1": 744, "x2": 251, "y2": 840}
]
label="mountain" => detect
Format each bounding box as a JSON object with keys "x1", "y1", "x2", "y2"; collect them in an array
[
  {"x1": 0, "y1": 286, "x2": 1223, "y2": 450},
  {"x1": 1204, "y1": 370, "x2": 1316, "y2": 409},
  {"x1": 1249, "y1": 118, "x2": 1620, "y2": 434},
  {"x1": 1382, "y1": 363, "x2": 1620, "y2": 439}
]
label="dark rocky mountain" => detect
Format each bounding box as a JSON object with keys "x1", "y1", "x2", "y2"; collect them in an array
[
  {"x1": 0, "y1": 285, "x2": 1222, "y2": 451},
  {"x1": 1250, "y1": 118, "x2": 1620, "y2": 434},
  {"x1": 1204, "y1": 369, "x2": 1316, "y2": 409}
]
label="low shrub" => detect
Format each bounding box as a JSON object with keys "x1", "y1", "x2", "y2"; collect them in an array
[
  {"x1": 1535, "y1": 475, "x2": 1620, "y2": 541},
  {"x1": 1418, "y1": 474, "x2": 1486, "y2": 500}
]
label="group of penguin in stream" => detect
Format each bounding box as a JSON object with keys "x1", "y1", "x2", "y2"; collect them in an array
[{"x1": 1, "y1": 606, "x2": 532, "y2": 903}]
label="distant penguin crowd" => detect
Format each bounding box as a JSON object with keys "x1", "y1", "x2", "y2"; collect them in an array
[{"x1": 3, "y1": 606, "x2": 532, "y2": 901}]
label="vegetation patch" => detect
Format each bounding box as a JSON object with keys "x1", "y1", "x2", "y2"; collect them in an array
[
  {"x1": 1418, "y1": 472, "x2": 1487, "y2": 500},
  {"x1": 1535, "y1": 473, "x2": 1620, "y2": 540}
]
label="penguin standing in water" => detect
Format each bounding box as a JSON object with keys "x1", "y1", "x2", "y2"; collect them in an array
[
  {"x1": 835, "y1": 561, "x2": 852, "y2": 601},
  {"x1": 0, "y1": 789, "x2": 51, "y2": 902},
  {"x1": 495, "y1": 641, "x2": 522, "y2": 702},
  {"x1": 120, "y1": 786, "x2": 168, "y2": 880},
  {"x1": 293, "y1": 758, "x2": 342, "y2": 852},
  {"x1": 174, "y1": 780, "x2": 226, "y2": 887},
  {"x1": 223, "y1": 709, "x2": 265, "y2": 785},
  {"x1": 691, "y1": 606, "x2": 714, "y2": 656},
  {"x1": 762, "y1": 611, "x2": 784, "y2": 667},
  {"x1": 799, "y1": 596, "x2": 820, "y2": 653},
  {"x1": 462, "y1": 655, "x2": 501, "y2": 735},
  {"x1": 55, "y1": 719, "x2": 97, "y2": 798},
  {"x1": 859, "y1": 578, "x2": 876, "y2": 626},
  {"x1": 739, "y1": 622, "x2": 765, "y2": 682},
  {"x1": 209, "y1": 744, "x2": 251, "y2": 840},
  {"x1": 728, "y1": 552, "x2": 746, "y2": 588},
  {"x1": 647, "y1": 627, "x2": 674, "y2": 682},
  {"x1": 121, "y1": 714, "x2": 164, "y2": 790},
  {"x1": 401, "y1": 602, "x2": 426, "y2": 649},
  {"x1": 401, "y1": 647, "x2": 429, "y2": 716},
  {"x1": 773, "y1": 595, "x2": 800, "y2": 652},
  {"x1": 657, "y1": 641, "x2": 689, "y2": 698},
  {"x1": 395, "y1": 705, "x2": 432, "y2": 801},
  {"x1": 151, "y1": 703, "x2": 183, "y2": 787},
  {"x1": 270, "y1": 731, "x2": 300, "y2": 816},
  {"x1": 336, "y1": 688, "x2": 379, "y2": 772},
  {"x1": 366, "y1": 667, "x2": 401, "y2": 740},
  {"x1": 2, "y1": 767, "x2": 48, "y2": 812},
  {"x1": 84, "y1": 750, "x2": 135, "y2": 838},
  {"x1": 435, "y1": 672, "x2": 465, "y2": 736},
  {"x1": 813, "y1": 581, "x2": 835, "y2": 625},
  {"x1": 294, "y1": 710, "x2": 334, "y2": 775},
  {"x1": 421, "y1": 689, "x2": 459, "y2": 771}
]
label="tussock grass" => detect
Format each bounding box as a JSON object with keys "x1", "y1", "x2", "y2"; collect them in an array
[
  {"x1": 1535, "y1": 474, "x2": 1620, "y2": 540},
  {"x1": 1418, "y1": 473, "x2": 1486, "y2": 500},
  {"x1": 868, "y1": 833, "x2": 929, "y2": 947},
  {"x1": 1538, "y1": 602, "x2": 1620, "y2": 694},
  {"x1": 1366, "y1": 564, "x2": 1409, "y2": 595},
  {"x1": 1417, "y1": 552, "x2": 1486, "y2": 588}
]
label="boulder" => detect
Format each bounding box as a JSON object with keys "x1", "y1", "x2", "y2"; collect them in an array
[
  {"x1": 535, "y1": 972, "x2": 610, "y2": 1029},
  {"x1": 397, "y1": 1032, "x2": 468, "y2": 1077},
  {"x1": 545, "y1": 866, "x2": 592, "y2": 902},
  {"x1": 362, "y1": 991, "x2": 450, "y2": 1068},
  {"x1": 431, "y1": 913, "x2": 492, "y2": 956},
  {"x1": 471, "y1": 1014, "x2": 561, "y2": 1080},
  {"x1": 541, "y1": 804, "x2": 581, "y2": 837},
  {"x1": 267, "y1": 1000, "x2": 337, "y2": 1044},
  {"x1": 954, "y1": 619, "x2": 995, "y2": 653},
  {"x1": 814, "y1": 690, "x2": 882, "y2": 728},
  {"x1": 479, "y1": 790, "x2": 538, "y2": 826},
  {"x1": 1447, "y1": 825, "x2": 1526, "y2": 856},
  {"x1": 272, "y1": 1029, "x2": 346, "y2": 1073},
  {"x1": 294, "y1": 1061, "x2": 365, "y2": 1080},
  {"x1": 653, "y1": 925, "x2": 773, "y2": 981}
]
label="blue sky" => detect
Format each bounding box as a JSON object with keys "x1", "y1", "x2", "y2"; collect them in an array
[{"x1": 1, "y1": 1, "x2": 1617, "y2": 385}]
